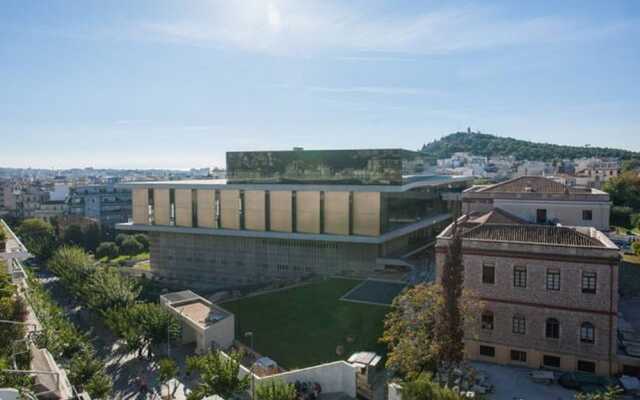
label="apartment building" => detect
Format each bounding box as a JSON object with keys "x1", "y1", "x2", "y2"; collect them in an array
[
  {"x1": 67, "y1": 184, "x2": 132, "y2": 227},
  {"x1": 436, "y1": 214, "x2": 621, "y2": 375},
  {"x1": 462, "y1": 176, "x2": 611, "y2": 230},
  {"x1": 116, "y1": 149, "x2": 469, "y2": 289}
]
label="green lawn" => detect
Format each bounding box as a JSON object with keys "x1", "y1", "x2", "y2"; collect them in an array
[{"x1": 222, "y1": 278, "x2": 389, "y2": 370}]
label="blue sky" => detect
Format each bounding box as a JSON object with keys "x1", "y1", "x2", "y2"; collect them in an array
[{"x1": 1, "y1": 1, "x2": 639, "y2": 169}]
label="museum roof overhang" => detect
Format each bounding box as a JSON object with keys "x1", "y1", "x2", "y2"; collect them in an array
[
  {"x1": 116, "y1": 212, "x2": 452, "y2": 245},
  {"x1": 116, "y1": 175, "x2": 471, "y2": 193}
]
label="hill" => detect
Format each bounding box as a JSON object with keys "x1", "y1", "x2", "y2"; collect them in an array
[{"x1": 421, "y1": 132, "x2": 640, "y2": 161}]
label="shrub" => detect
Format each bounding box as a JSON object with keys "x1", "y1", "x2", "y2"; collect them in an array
[
  {"x1": 134, "y1": 234, "x2": 150, "y2": 252},
  {"x1": 632, "y1": 241, "x2": 640, "y2": 257},
  {"x1": 115, "y1": 233, "x2": 129, "y2": 246},
  {"x1": 120, "y1": 237, "x2": 144, "y2": 256},
  {"x1": 96, "y1": 242, "x2": 119, "y2": 259}
]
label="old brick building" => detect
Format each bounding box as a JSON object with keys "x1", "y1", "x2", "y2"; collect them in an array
[{"x1": 436, "y1": 211, "x2": 620, "y2": 375}]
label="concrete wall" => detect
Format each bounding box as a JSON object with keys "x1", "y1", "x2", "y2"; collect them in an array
[
  {"x1": 197, "y1": 190, "x2": 216, "y2": 228},
  {"x1": 220, "y1": 190, "x2": 240, "y2": 229},
  {"x1": 175, "y1": 189, "x2": 192, "y2": 227},
  {"x1": 232, "y1": 355, "x2": 356, "y2": 399},
  {"x1": 154, "y1": 189, "x2": 170, "y2": 225},
  {"x1": 324, "y1": 192, "x2": 350, "y2": 235},
  {"x1": 494, "y1": 199, "x2": 610, "y2": 230},
  {"x1": 244, "y1": 191, "x2": 266, "y2": 231},
  {"x1": 353, "y1": 192, "x2": 380, "y2": 236},
  {"x1": 270, "y1": 191, "x2": 292, "y2": 232},
  {"x1": 296, "y1": 191, "x2": 321, "y2": 234},
  {"x1": 206, "y1": 314, "x2": 235, "y2": 350},
  {"x1": 132, "y1": 188, "x2": 148, "y2": 225}
]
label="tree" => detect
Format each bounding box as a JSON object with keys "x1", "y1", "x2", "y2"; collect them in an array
[
  {"x1": 186, "y1": 350, "x2": 249, "y2": 400},
  {"x1": 255, "y1": 380, "x2": 297, "y2": 400},
  {"x1": 68, "y1": 346, "x2": 107, "y2": 391},
  {"x1": 115, "y1": 233, "x2": 130, "y2": 246},
  {"x1": 96, "y1": 242, "x2": 119, "y2": 259},
  {"x1": 131, "y1": 303, "x2": 181, "y2": 357},
  {"x1": 158, "y1": 357, "x2": 179, "y2": 399},
  {"x1": 85, "y1": 268, "x2": 141, "y2": 311},
  {"x1": 401, "y1": 373, "x2": 466, "y2": 400},
  {"x1": 604, "y1": 172, "x2": 640, "y2": 211},
  {"x1": 381, "y1": 284, "x2": 480, "y2": 379},
  {"x1": 83, "y1": 223, "x2": 102, "y2": 252},
  {"x1": 437, "y1": 222, "x2": 465, "y2": 378},
  {"x1": 16, "y1": 218, "x2": 56, "y2": 259},
  {"x1": 62, "y1": 224, "x2": 84, "y2": 248},
  {"x1": 48, "y1": 246, "x2": 93, "y2": 296},
  {"x1": 85, "y1": 370, "x2": 113, "y2": 399},
  {"x1": 611, "y1": 206, "x2": 633, "y2": 227},
  {"x1": 134, "y1": 233, "x2": 150, "y2": 252},
  {"x1": 120, "y1": 236, "x2": 144, "y2": 256},
  {"x1": 47, "y1": 246, "x2": 87, "y2": 294},
  {"x1": 632, "y1": 241, "x2": 640, "y2": 257},
  {"x1": 622, "y1": 159, "x2": 640, "y2": 173}
]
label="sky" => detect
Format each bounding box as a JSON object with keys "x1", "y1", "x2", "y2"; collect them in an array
[{"x1": 1, "y1": 0, "x2": 639, "y2": 169}]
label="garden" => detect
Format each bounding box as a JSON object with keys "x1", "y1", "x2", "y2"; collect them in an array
[{"x1": 222, "y1": 278, "x2": 389, "y2": 369}]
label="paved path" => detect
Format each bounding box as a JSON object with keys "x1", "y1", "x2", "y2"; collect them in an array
[{"x1": 30, "y1": 263, "x2": 197, "y2": 399}]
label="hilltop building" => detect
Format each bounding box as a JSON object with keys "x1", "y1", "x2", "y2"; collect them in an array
[
  {"x1": 462, "y1": 176, "x2": 611, "y2": 230},
  {"x1": 117, "y1": 149, "x2": 469, "y2": 289}
]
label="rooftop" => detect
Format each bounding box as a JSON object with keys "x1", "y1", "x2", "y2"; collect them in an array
[
  {"x1": 161, "y1": 290, "x2": 231, "y2": 328},
  {"x1": 466, "y1": 175, "x2": 604, "y2": 195},
  {"x1": 116, "y1": 174, "x2": 471, "y2": 192},
  {"x1": 462, "y1": 223, "x2": 607, "y2": 248},
  {"x1": 466, "y1": 208, "x2": 530, "y2": 225}
]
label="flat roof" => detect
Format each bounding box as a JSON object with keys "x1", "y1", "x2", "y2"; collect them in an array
[
  {"x1": 116, "y1": 175, "x2": 471, "y2": 193},
  {"x1": 162, "y1": 290, "x2": 231, "y2": 328}
]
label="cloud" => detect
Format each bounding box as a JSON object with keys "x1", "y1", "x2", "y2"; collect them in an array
[{"x1": 138, "y1": 1, "x2": 624, "y2": 55}]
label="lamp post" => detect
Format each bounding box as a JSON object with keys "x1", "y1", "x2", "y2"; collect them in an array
[{"x1": 245, "y1": 331, "x2": 255, "y2": 399}]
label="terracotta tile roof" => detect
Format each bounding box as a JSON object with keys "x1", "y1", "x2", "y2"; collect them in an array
[
  {"x1": 462, "y1": 223, "x2": 605, "y2": 247},
  {"x1": 478, "y1": 176, "x2": 571, "y2": 194},
  {"x1": 466, "y1": 208, "x2": 529, "y2": 225}
]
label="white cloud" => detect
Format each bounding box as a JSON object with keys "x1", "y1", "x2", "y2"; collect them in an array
[{"x1": 138, "y1": 1, "x2": 622, "y2": 55}]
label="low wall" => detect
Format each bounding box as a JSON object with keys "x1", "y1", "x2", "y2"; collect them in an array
[{"x1": 229, "y1": 353, "x2": 357, "y2": 398}]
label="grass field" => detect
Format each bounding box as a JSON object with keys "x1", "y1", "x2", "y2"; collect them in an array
[{"x1": 222, "y1": 278, "x2": 389, "y2": 370}]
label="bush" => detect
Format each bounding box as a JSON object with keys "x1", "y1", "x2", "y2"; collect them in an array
[
  {"x1": 96, "y1": 242, "x2": 119, "y2": 259},
  {"x1": 120, "y1": 237, "x2": 144, "y2": 256},
  {"x1": 115, "y1": 233, "x2": 129, "y2": 246},
  {"x1": 633, "y1": 241, "x2": 640, "y2": 257},
  {"x1": 134, "y1": 234, "x2": 150, "y2": 252},
  {"x1": 611, "y1": 206, "x2": 634, "y2": 227}
]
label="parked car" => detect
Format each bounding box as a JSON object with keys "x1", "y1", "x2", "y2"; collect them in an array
[{"x1": 558, "y1": 372, "x2": 618, "y2": 393}]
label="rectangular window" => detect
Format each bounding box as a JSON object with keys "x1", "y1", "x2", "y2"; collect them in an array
[
  {"x1": 582, "y1": 210, "x2": 593, "y2": 221},
  {"x1": 543, "y1": 355, "x2": 561, "y2": 369},
  {"x1": 577, "y1": 360, "x2": 596, "y2": 374},
  {"x1": 479, "y1": 345, "x2": 495, "y2": 358},
  {"x1": 536, "y1": 208, "x2": 547, "y2": 224},
  {"x1": 510, "y1": 350, "x2": 527, "y2": 363},
  {"x1": 148, "y1": 188, "x2": 155, "y2": 225},
  {"x1": 513, "y1": 266, "x2": 527, "y2": 288},
  {"x1": 546, "y1": 269, "x2": 561, "y2": 291},
  {"x1": 169, "y1": 188, "x2": 176, "y2": 226},
  {"x1": 512, "y1": 315, "x2": 526, "y2": 335},
  {"x1": 482, "y1": 262, "x2": 495, "y2": 284},
  {"x1": 191, "y1": 189, "x2": 198, "y2": 228},
  {"x1": 481, "y1": 313, "x2": 494, "y2": 330},
  {"x1": 582, "y1": 272, "x2": 597, "y2": 294}
]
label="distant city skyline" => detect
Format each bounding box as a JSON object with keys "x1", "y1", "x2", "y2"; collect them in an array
[{"x1": 2, "y1": 0, "x2": 639, "y2": 169}]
